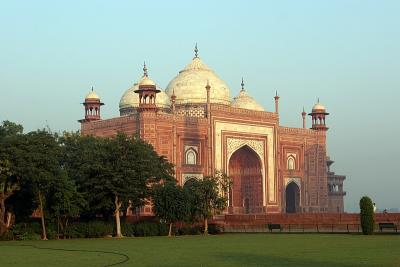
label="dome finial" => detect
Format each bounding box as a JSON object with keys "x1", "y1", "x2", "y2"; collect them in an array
[
  {"x1": 318, "y1": 97, "x2": 320, "y2": 103},
  {"x1": 91, "y1": 86, "x2": 94, "y2": 92},
  {"x1": 241, "y1": 77, "x2": 245, "y2": 91},
  {"x1": 143, "y1": 61, "x2": 148, "y2": 77},
  {"x1": 194, "y1": 43, "x2": 199, "y2": 58}
]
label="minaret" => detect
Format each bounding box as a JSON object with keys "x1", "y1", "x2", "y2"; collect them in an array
[
  {"x1": 134, "y1": 62, "x2": 160, "y2": 112},
  {"x1": 274, "y1": 91, "x2": 280, "y2": 114},
  {"x1": 79, "y1": 87, "x2": 104, "y2": 123},
  {"x1": 309, "y1": 99, "x2": 329, "y2": 131},
  {"x1": 134, "y1": 62, "x2": 160, "y2": 150},
  {"x1": 205, "y1": 80, "x2": 212, "y2": 175},
  {"x1": 171, "y1": 88, "x2": 177, "y2": 176},
  {"x1": 302, "y1": 107, "x2": 307, "y2": 129}
]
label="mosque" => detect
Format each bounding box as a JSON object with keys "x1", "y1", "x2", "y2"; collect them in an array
[{"x1": 79, "y1": 46, "x2": 346, "y2": 214}]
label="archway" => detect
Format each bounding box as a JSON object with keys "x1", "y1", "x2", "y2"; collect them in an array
[
  {"x1": 228, "y1": 145, "x2": 263, "y2": 214},
  {"x1": 285, "y1": 182, "x2": 300, "y2": 213}
]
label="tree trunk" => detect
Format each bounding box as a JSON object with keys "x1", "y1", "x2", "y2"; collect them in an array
[
  {"x1": 38, "y1": 190, "x2": 48, "y2": 240},
  {"x1": 0, "y1": 194, "x2": 6, "y2": 235},
  {"x1": 204, "y1": 217, "x2": 208, "y2": 235},
  {"x1": 168, "y1": 223, "x2": 173, "y2": 237},
  {"x1": 115, "y1": 195, "x2": 122, "y2": 238},
  {"x1": 6, "y1": 212, "x2": 12, "y2": 228}
]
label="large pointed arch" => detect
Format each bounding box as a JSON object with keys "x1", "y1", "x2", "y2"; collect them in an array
[{"x1": 228, "y1": 145, "x2": 263, "y2": 214}]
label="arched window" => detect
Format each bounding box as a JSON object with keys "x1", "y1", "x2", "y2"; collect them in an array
[
  {"x1": 287, "y1": 156, "x2": 295, "y2": 170},
  {"x1": 185, "y1": 149, "x2": 197, "y2": 165}
]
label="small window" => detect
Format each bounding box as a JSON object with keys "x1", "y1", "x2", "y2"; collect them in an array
[
  {"x1": 287, "y1": 157, "x2": 295, "y2": 170},
  {"x1": 185, "y1": 149, "x2": 197, "y2": 165}
]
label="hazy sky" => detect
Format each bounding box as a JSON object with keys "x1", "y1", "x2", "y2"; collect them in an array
[{"x1": 1, "y1": 1, "x2": 399, "y2": 212}]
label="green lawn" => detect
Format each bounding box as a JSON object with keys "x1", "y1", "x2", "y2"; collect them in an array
[{"x1": 0, "y1": 234, "x2": 399, "y2": 267}]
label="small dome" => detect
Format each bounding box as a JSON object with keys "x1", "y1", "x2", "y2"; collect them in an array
[
  {"x1": 85, "y1": 90, "x2": 100, "y2": 100},
  {"x1": 119, "y1": 83, "x2": 170, "y2": 115},
  {"x1": 139, "y1": 76, "x2": 156, "y2": 86},
  {"x1": 312, "y1": 102, "x2": 326, "y2": 112},
  {"x1": 165, "y1": 55, "x2": 231, "y2": 105},
  {"x1": 231, "y1": 89, "x2": 264, "y2": 111}
]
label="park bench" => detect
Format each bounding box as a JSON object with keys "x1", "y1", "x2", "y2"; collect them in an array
[
  {"x1": 378, "y1": 223, "x2": 397, "y2": 232},
  {"x1": 267, "y1": 224, "x2": 282, "y2": 232}
]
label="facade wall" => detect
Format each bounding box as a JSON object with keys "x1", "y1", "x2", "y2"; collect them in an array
[{"x1": 81, "y1": 103, "x2": 342, "y2": 214}]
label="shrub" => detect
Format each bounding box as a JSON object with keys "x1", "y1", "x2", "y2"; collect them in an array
[
  {"x1": 135, "y1": 222, "x2": 164, "y2": 237},
  {"x1": 64, "y1": 221, "x2": 114, "y2": 238},
  {"x1": 360, "y1": 196, "x2": 375, "y2": 235},
  {"x1": 0, "y1": 231, "x2": 14, "y2": 241},
  {"x1": 86, "y1": 221, "x2": 113, "y2": 238},
  {"x1": 121, "y1": 222, "x2": 136, "y2": 237},
  {"x1": 8, "y1": 222, "x2": 41, "y2": 240},
  {"x1": 208, "y1": 224, "x2": 222, "y2": 235},
  {"x1": 177, "y1": 225, "x2": 202, "y2": 236}
]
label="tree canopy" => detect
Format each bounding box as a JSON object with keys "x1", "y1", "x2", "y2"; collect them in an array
[
  {"x1": 61, "y1": 133, "x2": 175, "y2": 237},
  {"x1": 152, "y1": 181, "x2": 189, "y2": 236}
]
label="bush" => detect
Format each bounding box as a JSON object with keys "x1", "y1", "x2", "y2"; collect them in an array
[
  {"x1": 0, "y1": 230, "x2": 14, "y2": 240},
  {"x1": 360, "y1": 196, "x2": 375, "y2": 235},
  {"x1": 64, "y1": 221, "x2": 114, "y2": 238},
  {"x1": 121, "y1": 222, "x2": 136, "y2": 237},
  {"x1": 7, "y1": 222, "x2": 42, "y2": 240},
  {"x1": 208, "y1": 224, "x2": 222, "y2": 235},
  {"x1": 86, "y1": 221, "x2": 113, "y2": 238},
  {"x1": 177, "y1": 225, "x2": 202, "y2": 236},
  {"x1": 134, "y1": 222, "x2": 167, "y2": 237}
]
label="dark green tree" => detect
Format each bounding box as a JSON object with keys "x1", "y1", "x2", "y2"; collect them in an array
[
  {"x1": 46, "y1": 172, "x2": 85, "y2": 237},
  {"x1": 7, "y1": 130, "x2": 63, "y2": 240},
  {"x1": 0, "y1": 121, "x2": 23, "y2": 235},
  {"x1": 0, "y1": 120, "x2": 23, "y2": 138},
  {"x1": 61, "y1": 133, "x2": 174, "y2": 237},
  {"x1": 360, "y1": 196, "x2": 375, "y2": 235},
  {"x1": 185, "y1": 172, "x2": 232, "y2": 235},
  {"x1": 152, "y1": 182, "x2": 189, "y2": 236}
]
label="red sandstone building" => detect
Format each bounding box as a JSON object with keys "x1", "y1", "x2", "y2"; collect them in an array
[{"x1": 79, "y1": 47, "x2": 346, "y2": 215}]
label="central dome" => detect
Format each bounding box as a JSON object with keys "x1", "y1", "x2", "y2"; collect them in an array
[{"x1": 165, "y1": 55, "x2": 231, "y2": 105}]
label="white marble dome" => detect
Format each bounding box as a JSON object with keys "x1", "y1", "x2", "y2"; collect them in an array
[
  {"x1": 85, "y1": 90, "x2": 100, "y2": 100},
  {"x1": 119, "y1": 81, "x2": 170, "y2": 115},
  {"x1": 312, "y1": 102, "x2": 326, "y2": 112},
  {"x1": 165, "y1": 56, "x2": 231, "y2": 105},
  {"x1": 231, "y1": 87, "x2": 265, "y2": 112}
]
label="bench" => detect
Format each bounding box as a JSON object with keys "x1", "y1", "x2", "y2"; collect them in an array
[
  {"x1": 267, "y1": 224, "x2": 282, "y2": 232},
  {"x1": 378, "y1": 223, "x2": 397, "y2": 232}
]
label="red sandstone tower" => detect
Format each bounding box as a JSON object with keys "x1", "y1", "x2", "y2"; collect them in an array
[
  {"x1": 309, "y1": 100, "x2": 329, "y2": 131},
  {"x1": 134, "y1": 62, "x2": 160, "y2": 149},
  {"x1": 79, "y1": 87, "x2": 104, "y2": 123}
]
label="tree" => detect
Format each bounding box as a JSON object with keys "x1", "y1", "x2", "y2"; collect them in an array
[
  {"x1": 152, "y1": 182, "x2": 189, "y2": 236},
  {"x1": 0, "y1": 120, "x2": 23, "y2": 138},
  {"x1": 0, "y1": 121, "x2": 23, "y2": 235},
  {"x1": 360, "y1": 196, "x2": 375, "y2": 235},
  {"x1": 0, "y1": 160, "x2": 16, "y2": 235},
  {"x1": 186, "y1": 172, "x2": 232, "y2": 235},
  {"x1": 61, "y1": 133, "x2": 174, "y2": 238},
  {"x1": 46, "y1": 172, "x2": 85, "y2": 237},
  {"x1": 9, "y1": 130, "x2": 63, "y2": 240}
]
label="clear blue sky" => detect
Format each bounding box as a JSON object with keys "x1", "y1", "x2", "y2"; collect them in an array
[{"x1": 1, "y1": 0, "x2": 399, "y2": 212}]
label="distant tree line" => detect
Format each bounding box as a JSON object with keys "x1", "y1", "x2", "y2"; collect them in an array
[{"x1": 0, "y1": 120, "x2": 231, "y2": 240}]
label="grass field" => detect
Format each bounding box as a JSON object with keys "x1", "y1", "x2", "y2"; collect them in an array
[{"x1": 0, "y1": 234, "x2": 399, "y2": 267}]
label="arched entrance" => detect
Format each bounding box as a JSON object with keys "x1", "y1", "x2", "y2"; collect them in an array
[
  {"x1": 228, "y1": 145, "x2": 263, "y2": 214},
  {"x1": 285, "y1": 182, "x2": 300, "y2": 213}
]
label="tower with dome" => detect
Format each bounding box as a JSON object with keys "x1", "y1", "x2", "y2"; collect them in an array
[{"x1": 79, "y1": 46, "x2": 346, "y2": 215}]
